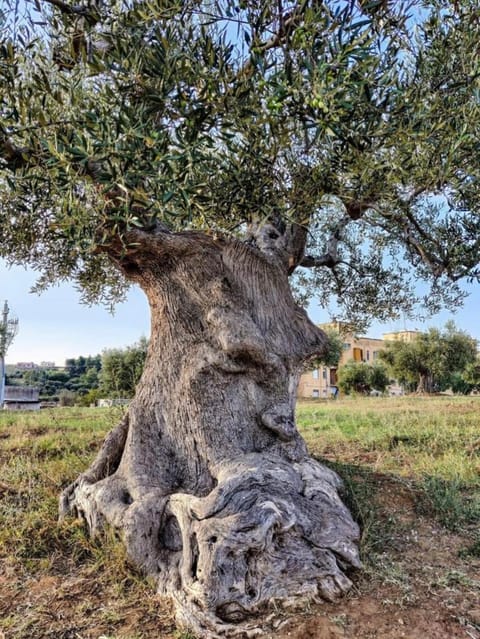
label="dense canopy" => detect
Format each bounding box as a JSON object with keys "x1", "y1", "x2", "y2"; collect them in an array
[
  {"x1": 1, "y1": 0, "x2": 479, "y2": 324},
  {"x1": 379, "y1": 321, "x2": 478, "y2": 393}
]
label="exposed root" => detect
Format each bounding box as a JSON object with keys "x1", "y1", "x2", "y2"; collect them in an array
[
  {"x1": 61, "y1": 449, "x2": 360, "y2": 638},
  {"x1": 59, "y1": 415, "x2": 129, "y2": 520},
  {"x1": 166, "y1": 454, "x2": 360, "y2": 637}
]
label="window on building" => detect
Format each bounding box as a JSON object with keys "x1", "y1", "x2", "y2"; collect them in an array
[
  {"x1": 343, "y1": 342, "x2": 351, "y2": 350},
  {"x1": 366, "y1": 350, "x2": 370, "y2": 361},
  {"x1": 373, "y1": 351, "x2": 380, "y2": 360},
  {"x1": 312, "y1": 369, "x2": 319, "y2": 379},
  {"x1": 353, "y1": 347, "x2": 363, "y2": 362},
  {"x1": 312, "y1": 389, "x2": 319, "y2": 398},
  {"x1": 322, "y1": 368, "x2": 327, "y2": 379}
]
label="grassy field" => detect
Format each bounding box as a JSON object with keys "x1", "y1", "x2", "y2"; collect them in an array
[
  {"x1": 1, "y1": 397, "x2": 479, "y2": 639},
  {"x1": 298, "y1": 395, "x2": 480, "y2": 484}
]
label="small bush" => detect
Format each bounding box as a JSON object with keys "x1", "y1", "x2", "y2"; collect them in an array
[
  {"x1": 58, "y1": 390, "x2": 77, "y2": 406},
  {"x1": 338, "y1": 361, "x2": 389, "y2": 395}
]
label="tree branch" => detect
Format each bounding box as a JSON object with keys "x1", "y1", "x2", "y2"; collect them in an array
[
  {"x1": 0, "y1": 133, "x2": 104, "y2": 182},
  {"x1": 255, "y1": 0, "x2": 310, "y2": 54},
  {"x1": 286, "y1": 223, "x2": 308, "y2": 274},
  {"x1": 0, "y1": 136, "x2": 31, "y2": 171},
  {"x1": 372, "y1": 205, "x2": 446, "y2": 277},
  {"x1": 230, "y1": 0, "x2": 311, "y2": 85},
  {"x1": 401, "y1": 222, "x2": 445, "y2": 277},
  {"x1": 40, "y1": 0, "x2": 100, "y2": 23},
  {"x1": 295, "y1": 195, "x2": 375, "y2": 272},
  {"x1": 341, "y1": 198, "x2": 376, "y2": 220}
]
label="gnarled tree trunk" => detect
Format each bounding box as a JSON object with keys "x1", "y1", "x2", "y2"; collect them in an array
[
  {"x1": 417, "y1": 372, "x2": 434, "y2": 394},
  {"x1": 60, "y1": 229, "x2": 360, "y2": 638}
]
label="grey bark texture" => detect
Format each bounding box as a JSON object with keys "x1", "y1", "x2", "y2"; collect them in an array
[{"x1": 60, "y1": 230, "x2": 361, "y2": 638}]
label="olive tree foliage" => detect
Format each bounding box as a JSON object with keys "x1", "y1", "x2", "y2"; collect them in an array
[
  {"x1": 338, "y1": 360, "x2": 389, "y2": 394},
  {"x1": 462, "y1": 359, "x2": 480, "y2": 390},
  {"x1": 2, "y1": 2, "x2": 480, "y2": 636},
  {"x1": 100, "y1": 337, "x2": 148, "y2": 397},
  {"x1": 0, "y1": 0, "x2": 479, "y2": 320},
  {"x1": 379, "y1": 322, "x2": 478, "y2": 393}
]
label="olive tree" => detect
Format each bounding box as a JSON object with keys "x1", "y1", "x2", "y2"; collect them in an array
[
  {"x1": 338, "y1": 361, "x2": 389, "y2": 395},
  {"x1": 462, "y1": 360, "x2": 480, "y2": 391},
  {"x1": 100, "y1": 337, "x2": 148, "y2": 397},
  {"x1": 380, "y1": 322, "x2": 478, "y2": 393},
  {"x1": 1, "y1": 1, "x2": 480, "y2": 636}
]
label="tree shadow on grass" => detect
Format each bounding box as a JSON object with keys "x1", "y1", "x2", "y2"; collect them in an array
[
  {"x1": 317, "y1": 459, "x2": 405, "y2": 565},
  {"x1": 317, "y1": 457, "x2": 480, "y2": 566}
]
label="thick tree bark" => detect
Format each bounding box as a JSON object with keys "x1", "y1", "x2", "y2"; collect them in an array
[
  {"x1": 60, "y1": 231, "x2": 360, "y2": 638},
  {"x1": 417, "y1": 373, "x2": 434, "y2": 394}
]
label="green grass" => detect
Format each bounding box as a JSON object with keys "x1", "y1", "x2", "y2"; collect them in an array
[
  {"x1": 297, "y1": 396, "x2": 480, "y2": 485},
  {"x1": 0, "y1": 406, "x2": 124, "y2": 557},
  {"x1": 417, "y1": 476, "x2": 480, "y2": 531},
  {"x1": 323, "y1": 461, "x2": 401, "y2": 566},
  {"x1": 297, "y1": 396, "x2": 480, "y2": 557},
  {"x1": 0, "y1": 407, "x2": 168, "y2": 639}
]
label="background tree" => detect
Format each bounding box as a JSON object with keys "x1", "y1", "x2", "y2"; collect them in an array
[
  {"x1": 338, "y1": 361, "x2": 389, "y2": 395},
  {"x1": 8, "y1": 358, "x2": 101, "y2": 401},
  {"x1": 58, "y1": 388, "x2": 77, "y2": 407},
  {"x1": 369, "y1": 362, "x2": 391, "y2": 395},
  {"x1": 449, "y1": 371, "x2": 474, "y2": 396},
  {"x1": 100, "y1": 337, "x2": 148, "y2": 398},
  {"x1": 65, "y1": 355, "x2": 101, "y2": 378},
  {"x1": 307, "y1": 327, "x2": 344, "y2": 372},
  {"x1": 380, "y1": 323, "x2": 478, "y2": 393},
  {"x1": 2, "y1": 1, "x2": 480, "y2": 636},
  {"x1": 462, "y1": 359, "x2": 480, "y2": 392}
]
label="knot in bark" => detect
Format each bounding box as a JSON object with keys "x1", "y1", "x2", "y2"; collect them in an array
[
  {"x1": 216, "y1": 602, "x2": 249, "y2": 623},
  {"x1": 260, "y1": 404, "x2": 296, "y2": 441}
]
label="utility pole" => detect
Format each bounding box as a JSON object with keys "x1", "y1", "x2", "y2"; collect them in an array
[{"x1": 0, "y1": 301, "x2": 19, "y2": 407}]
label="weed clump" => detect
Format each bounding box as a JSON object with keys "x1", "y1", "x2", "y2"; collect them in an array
[{"x1": 416, "y1": 476, "x2": 480, "y2": 532}]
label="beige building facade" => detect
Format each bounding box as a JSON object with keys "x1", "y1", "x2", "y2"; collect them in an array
[
  {"x1": 297, "y1": 323, "x2": 419, "y2": 399},
  {"x1": 382, "y1": 330, "x2": 421, "y2": 343}
]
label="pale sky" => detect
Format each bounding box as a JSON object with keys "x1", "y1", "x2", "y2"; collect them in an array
[
  {"x1": 1, "y1": 259, "x2": 479, "y2": 365},
  {"x1": 1, "y1": 261, "x2": 150, "y2": 365}
]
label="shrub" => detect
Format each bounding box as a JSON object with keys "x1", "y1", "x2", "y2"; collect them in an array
[{"x1": 338, "y1": 361, "x2": 389, "y2": 395}]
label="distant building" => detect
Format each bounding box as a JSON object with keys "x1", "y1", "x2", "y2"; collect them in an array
[
  {"x1": 382, "y1": 330, "x2": 422, "y2": 343},
  {"x1": 297, "y1": 323, "x2": 420, "y2": 399},
  {"x1": 3, "y1": 386, "x2": 41, "y2": 411},
  {"x1": 39, "y1": 361, "x2": 56, "y2": 369},
  {"x1": 97, "y1": 398, "x2": 130, "y2": 408},
  {"x1": 16, "y1": 362, "x2": 37, "y2": 370}
]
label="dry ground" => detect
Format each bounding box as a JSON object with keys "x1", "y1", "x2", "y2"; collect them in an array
[
  {"x1": 1, "y1": 398, "x2": 479, "y2": 639},
  {"x1": 273, "y1": 474, "x2": 480, "y2": 639}
]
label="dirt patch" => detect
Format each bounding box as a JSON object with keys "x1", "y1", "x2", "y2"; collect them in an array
[
  {"x1": 24, "y1": 427, "x2": 49, "y2": 437},
  {"x1": 0, "y1": 568, "x2": 176, "y2": 639},
  {"x1": 276, "y1": 599, "x2": 475, "y2": 639}
]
